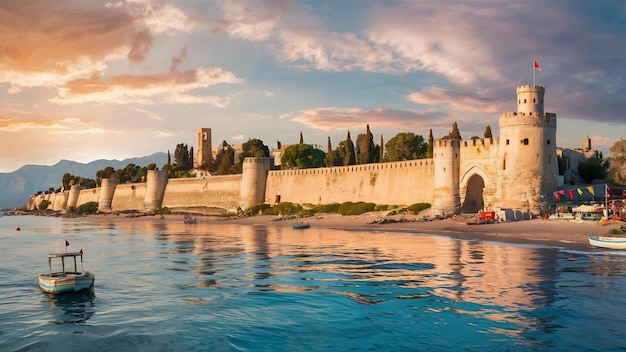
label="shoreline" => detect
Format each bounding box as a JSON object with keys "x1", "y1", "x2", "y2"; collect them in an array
[
  {"x1": 222, "y1": 213, "x2": 621, "y2": 251},
  {"x1": 10, "y1": 210, "x2": 623, "y2": 251}
]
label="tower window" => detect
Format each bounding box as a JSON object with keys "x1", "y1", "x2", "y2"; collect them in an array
[
  {"x1": 522, "y1": 138, "x2": 529, "y2": 145},
  {"x1": 547, "y1": 139, "x2": 551, "y2": 145},
  {"x1": 503, "y1": 159, "x2": 506, "y2": 170},
  {"x1": 524, "y1": 99, "x2": 527, "y2": 103},
  {"x1": 506, "y1": 139, "x2": 510, "y2": 145},
  {"x1": 533, "y1": 98, "x2": 536, "y2": 103}
]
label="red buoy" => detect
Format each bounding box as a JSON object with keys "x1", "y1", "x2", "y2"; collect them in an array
[{"x1": 16, "y1": 227, "x2": 21, "y2": 231}]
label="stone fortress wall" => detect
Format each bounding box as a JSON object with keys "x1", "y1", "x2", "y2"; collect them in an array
[{"x1": 28, "y1": 85, "x2": 590, "y2": 217}]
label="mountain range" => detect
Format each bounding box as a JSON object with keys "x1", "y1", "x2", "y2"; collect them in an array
[{"x1": 0, "y1": 152, "x2": 168, "y2": 209}]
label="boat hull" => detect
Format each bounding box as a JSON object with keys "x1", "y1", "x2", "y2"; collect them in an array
[
  {"x1": 588, "y1": 236, "x2": 626, "y2": 250},
  {"x1": 292, "y1": 223, "x2": 310, "y2": 229},
  {"x1": 38, "y1": 272, "x2": 95, "y2": 294}
]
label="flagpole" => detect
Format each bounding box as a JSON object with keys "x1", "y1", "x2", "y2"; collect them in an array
[{"x1": 533, "y1": 60, "x2": 535, "y2": 87}]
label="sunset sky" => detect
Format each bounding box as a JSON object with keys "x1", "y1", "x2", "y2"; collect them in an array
[{"x1": 1, "y1": 0, "x2": 625, "y2": 173}]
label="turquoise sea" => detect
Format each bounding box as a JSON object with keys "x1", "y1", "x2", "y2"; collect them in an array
[{"x1": 1, "y1": 215, "x2": 626, "y2": 351}]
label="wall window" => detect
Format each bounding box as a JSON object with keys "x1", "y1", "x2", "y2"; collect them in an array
[
  {"x1": 523, "y1": 138, "x2": 529, "y2": 145},
  {"x1": 547, "y1": 139, "x2": 551, "y2": 144},
  {"x1": 506, "y1": 139, "x2": 510, "y2": 145},
  {"x1": 524, "y1": 99, "x2": 527, "y2": 103},
  {"x1": 533, "y1": 98, "x2": 536, "y2": 103}
]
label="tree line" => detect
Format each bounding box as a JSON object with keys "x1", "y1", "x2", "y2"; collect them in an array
[{"x1": 39, "y1": 124, "x2": 626, "y2": 197}]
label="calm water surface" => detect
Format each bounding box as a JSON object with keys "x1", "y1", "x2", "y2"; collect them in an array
[{"x1": 1, "y1": 215, "x2": 625, "y2": 351}]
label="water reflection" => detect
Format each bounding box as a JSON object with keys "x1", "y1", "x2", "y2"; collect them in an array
[{"x1": 44, "y1": 290, "x2": 95, "y2": 325}]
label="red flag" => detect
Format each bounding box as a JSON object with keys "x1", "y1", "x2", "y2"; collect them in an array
[
  {"x1": 568, "y1": 189, "x2": 574, "y2": 200},
  {"x1": 534, "y1": 60, "x2": 541, "y2": 71},
  {"x1": 80, "y1": 248, "x2": 83, "y2": 254},
  {"x1": 65, "y1": 239, "x2": 70, "y2": 246}
]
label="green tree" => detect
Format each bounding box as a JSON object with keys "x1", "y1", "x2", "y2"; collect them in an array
[
  {"x1": 442, "y1": 122, "x2": 462, "y2": 140},
  {"x1": 213, "y1": 141, "x2": 236, "y2": 175},
  {"x1": 338, "y1": 131, "x2": 356, "y2": 166},
  {"x1": 385, "y1": 132, "x2": 427, "y2": 161},
  {"x1": 484, "y1": 125, "x2": 493, "y2": 139},
  {"x1": 233, "y1": 138, "x2": 270, "y2": 173},
  {"x1": 427, "y1": 129, "x2": 434, "y2": 158},
  {"x1": 325, "y1": 137, "x2": 342, "y2": 167},
  {"x1": 174, "y1": 143, "x2": 193, "y2": 171},
  {"x1": 607, "y1": 138, "x2": 626, "y2": 185},
  {"x1": 356, "y1": 124, "x2": 376, "y2": 164},
  {"x1": 577, "y1": 157, "x2": 607, "y2": 184},
  {"x1": 281, "y1": 144, "x2": 325, "y2": 169}
]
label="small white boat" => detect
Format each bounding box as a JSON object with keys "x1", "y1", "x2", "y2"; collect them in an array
[
  {"x1": 588, "y1": 236, "x2": 626, "y2": 250},
  {"x1": 39, "y1": 252, "x2": 95, "y2": 294}
]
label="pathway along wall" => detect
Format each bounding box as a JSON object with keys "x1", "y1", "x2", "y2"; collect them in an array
[{"x1": 264, "y1": 160, "x2": 435, "y2": 206}]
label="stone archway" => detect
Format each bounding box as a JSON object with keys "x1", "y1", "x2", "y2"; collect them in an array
[{"x1": 462, "y1": 174, "x2": 485, "y2": 213}]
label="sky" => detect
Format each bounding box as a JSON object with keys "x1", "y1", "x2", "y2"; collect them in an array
[{"x1": 1, "y1": 0, "x2": 625, "y2": 173}]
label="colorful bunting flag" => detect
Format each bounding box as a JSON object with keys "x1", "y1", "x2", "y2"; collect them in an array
[
  {"x1": 577, "y1": 188, "x2": 583, "y2": 196},
  {"x1": 568, "y1": 189, "x2": 574, "y2": 200},
  {"x1": 587, "y1": 185, "x2": 595, "y2": 196}
]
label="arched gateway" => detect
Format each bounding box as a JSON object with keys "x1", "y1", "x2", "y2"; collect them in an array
[{"x1": 462, "y1": 174, "x2": 485, "y2": 213}]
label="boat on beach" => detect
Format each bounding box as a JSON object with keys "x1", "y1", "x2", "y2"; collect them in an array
[
  {"x1": 588, "y1": 236, "x2": 626, "y2": 250},
  {"x1": 38, "y1": 251, "x2": 95, "y2": 294}
]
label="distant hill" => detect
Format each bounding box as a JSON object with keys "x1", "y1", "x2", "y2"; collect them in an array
[{"x1": 0, "y1": 152, "x2": 168, "y2": 209}]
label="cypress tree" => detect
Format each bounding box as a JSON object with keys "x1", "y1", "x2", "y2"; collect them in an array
[{"x1": 427, "y1": 129, "x2": 434, "y2": 158}]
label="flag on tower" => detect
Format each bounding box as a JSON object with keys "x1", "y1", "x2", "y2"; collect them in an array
[{"x1": 534, "y1": 60, "x2": 541, "y2": 71}]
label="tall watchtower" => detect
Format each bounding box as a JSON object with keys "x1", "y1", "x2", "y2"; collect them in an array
[
  {"x1": 196, "y1": 128, "x2": 212, "y2": 169},
  {"x1": 498, "y1": 85, "x2": 558, "y2": 212}
]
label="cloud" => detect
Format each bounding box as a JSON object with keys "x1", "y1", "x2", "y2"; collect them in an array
[
  {"x1": 0, "y1": 1, "x2": 199, "y2": 89},
  {"x1": 0, "y1": 115, "x2": 92, "y2": 132},
  {"x1": 291, "y1": 107, "x2": 450, "y2": 132},
  {"x1": 407, "y1": 88, "x2": 508, "y2": 113},
  {"x1": 231, "y1": 134, "x2": 246, "y2": 141},
  {"x1": 50, "y1": 67, "x2": 242, "y2": 106}
]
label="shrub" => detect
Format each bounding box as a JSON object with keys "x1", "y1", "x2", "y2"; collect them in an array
[
  {"x1": 72, "y1": 202, "x2": 99, "y2": 215},
  {"x1": 404, "y1": 203, "x2": 431, "y2": 215},
  {"x1": 38, "y1": 199, "x2": 50, "y2": 210},
  {"x1": 264, "y1": 202, "x2": 303, "y2": 215},
  {"x1": 337, "y1": 202, "x2": 376, "y2": 215},
  {"x1": 245, "y1": 203, "x2": 271, "y2": 216}
]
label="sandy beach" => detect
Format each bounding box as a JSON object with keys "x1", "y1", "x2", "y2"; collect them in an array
[{"x1": 163, "y1": 212, "x2": 622, "y2": 251}]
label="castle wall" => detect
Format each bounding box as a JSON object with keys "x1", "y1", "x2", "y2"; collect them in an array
[
  {"x1": 459, "y1": 138, "x2": 501, "y2": 210},
  {"x1": 111, "y1": 183, "x2": 148, "y2": 212},
  {"x1": 76, "y1": 187, "x2": 100, "y2": 206},
  {"x1": 264, "y1": 160, "x2": 435, "y2": 206},
  {"x1": 162, "y1": 175, "x2": 241, "y2": 212}
]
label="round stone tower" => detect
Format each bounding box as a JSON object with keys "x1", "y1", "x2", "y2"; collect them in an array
[
  {"x1": 498, "y1": 85, "x2": 558, "y2": 212},
  {"x1": 240, "y1": 157, "x2": 273, "y2": 210},
  {"x1": 66, "y1": 184, "x2": 83, "y2": 208},
  {"x1": 432, "y1": 138, "x2": 461, "y2": 216},
  {"x1": 144, "y1": 170, "x2": 169, "y2": 212},
  {"x1": 98, "y1": 178, "x2": 119, "y2": 213}
]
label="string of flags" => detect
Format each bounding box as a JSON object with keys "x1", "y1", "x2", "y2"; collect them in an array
[{"x1": 533, "y1": 184, "x2": 625, "y2": 202}]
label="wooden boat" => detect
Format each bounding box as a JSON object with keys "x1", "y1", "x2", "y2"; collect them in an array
[
  {"x1": 292, "y1": 222, "x2": 311, "y2": 229},
  {"x1": 588, "y1": 236, "x2": 626, "y2": 250},
  {"x1": 39, "y1": 252, "x2": 95, "y2": 294},
  {"x1": 183, "y1": 215, "x2": 197, "y2": 224}
]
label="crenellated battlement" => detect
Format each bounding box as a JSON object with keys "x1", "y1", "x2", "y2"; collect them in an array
[
  {"x1": 499, "y1": 113, "x2": 556, "y2": 128},
  {"x1": 268, "y1": 159, "x2": 434, "y2": 177}
]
